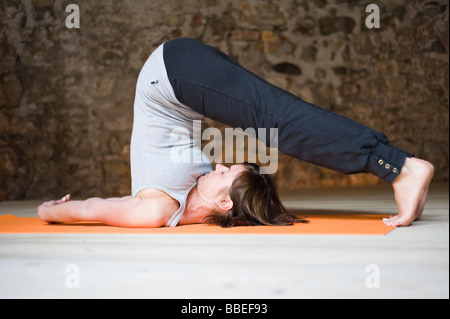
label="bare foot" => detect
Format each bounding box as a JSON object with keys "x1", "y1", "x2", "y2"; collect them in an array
[
  {"x1": 383, "y1": 158, "x2": 434, "y2": 227},
  {"x1": 37, "y1": 194, "x2": 70, "y2": 223}
]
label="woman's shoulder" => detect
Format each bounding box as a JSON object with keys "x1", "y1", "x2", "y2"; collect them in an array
[{"x1": 136, "y1": 187, "x2": 180, "y2": 204}]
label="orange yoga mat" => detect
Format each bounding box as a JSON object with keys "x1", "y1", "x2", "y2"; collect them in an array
[{"x1": 0, "y1": 214, "x2": 396, "y2": 235}]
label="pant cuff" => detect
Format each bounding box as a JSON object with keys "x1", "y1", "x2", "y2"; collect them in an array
[{"x1": 365, "y1": 142, "x2": 413, "y2": 184}]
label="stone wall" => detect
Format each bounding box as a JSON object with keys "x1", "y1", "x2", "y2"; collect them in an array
[{"x1": 0, "y1": 0, "x2": 448, "y2": 200}]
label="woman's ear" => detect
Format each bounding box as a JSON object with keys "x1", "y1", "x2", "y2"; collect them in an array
[{"x1": 216, "y1": 197, "x2": 233, "y2": 212}]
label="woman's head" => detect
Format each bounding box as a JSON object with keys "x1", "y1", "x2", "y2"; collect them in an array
[
  {"x1": 196, "y1": 163, "x2": 247, "y2": 212},
  {"x1": 200, "y1": 163, "x2": 307, "y2": 227}
]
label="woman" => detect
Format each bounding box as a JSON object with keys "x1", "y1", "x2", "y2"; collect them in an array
[{"x1": 38, "y1": 38, "x2": 434, "y2": 228}]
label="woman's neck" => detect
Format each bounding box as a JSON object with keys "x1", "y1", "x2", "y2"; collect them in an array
[{"x1": 180, "y1": 186, "x2": 214, "y2": 225}]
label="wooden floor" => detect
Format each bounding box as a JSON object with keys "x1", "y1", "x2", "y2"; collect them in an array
[{"x1": 0, "y1": 183, "x2": 448, "y2": 299}]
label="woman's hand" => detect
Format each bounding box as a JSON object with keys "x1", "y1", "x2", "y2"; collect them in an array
[
  {"x1": 38, "y1": 194, "x2": 71, "y2": 209},
  {"x1": 37, "y1": 194, "x2": 70, "y2": 223}
]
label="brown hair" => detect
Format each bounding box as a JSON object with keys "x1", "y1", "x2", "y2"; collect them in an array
[{"x1": 203, "y1": 163, "x2": 308, "y2": 227}]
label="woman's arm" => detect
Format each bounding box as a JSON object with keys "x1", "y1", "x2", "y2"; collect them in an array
[{"x1": 38, "y1": 194, "x2": 166, "y2": 228}]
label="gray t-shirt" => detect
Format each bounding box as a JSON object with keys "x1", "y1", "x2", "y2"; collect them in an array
[{"x1": 130, "y1": 43, "x2": 213, "y2": 227}]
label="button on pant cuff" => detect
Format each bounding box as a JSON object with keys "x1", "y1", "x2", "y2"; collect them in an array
[{"x1": 365, "y1": 143, "x2": 412, "y2": 184}]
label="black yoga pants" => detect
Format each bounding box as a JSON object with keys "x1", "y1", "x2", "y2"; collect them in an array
[{"x1": 163, "y1": 38, "x2": 411, "y2": 184}]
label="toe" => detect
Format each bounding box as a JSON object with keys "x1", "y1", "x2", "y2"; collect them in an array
[
  {"x1": 383, "y1": 217, "x2": 397, "y2": 226},
  {"x1": 383, "y1": 215, "x2": 413, "y2": 227}
]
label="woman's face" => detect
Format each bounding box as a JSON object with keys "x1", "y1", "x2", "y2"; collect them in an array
[{"x1": 197, "y1": 163, "x2": 247, "y2": 209}]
